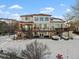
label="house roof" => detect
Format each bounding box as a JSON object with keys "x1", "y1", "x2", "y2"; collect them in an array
[
  {"x1": 51, "y1": 17, "x2": 65, "y2": 22},
  {"x1": 51, "y1": 17, "x2": 62, "y2": 20},
  {"x1": 20, "y1": 14, "x2": 51, "y2": 17}
]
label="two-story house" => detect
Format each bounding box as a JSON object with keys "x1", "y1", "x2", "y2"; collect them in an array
[
  {"x1": 19, "y1": 14, "x2": 65, "y2": 38},
  {"x1": 50, "y1": 17, "x2": 65, "y2": 30},
  {"x1": 20, "y1": 14, "x2": 52, "y2": 38}
]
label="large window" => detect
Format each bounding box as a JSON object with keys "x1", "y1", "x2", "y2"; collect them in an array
[
  {"x1": 39, "y1": 24, "x2": 42, "y2": 28},
  {"x1": 22, "y1": 25, "x2": 30, "y2": 31},
  {"x1": 25, "y1": 17, "x2": 28, "y2": 20},
  {"x1": 40, "y1": 17, "x2": 43, "y2": 21},
  {"x1": 35, "y1": 17, "x2": 38, "y2": 21},
  {"x1": 44, "y1": 24, "x2": 47, "y2": 28},
  {"x1": 45, "y1": 17, "x2": 49, "y2": 21}
]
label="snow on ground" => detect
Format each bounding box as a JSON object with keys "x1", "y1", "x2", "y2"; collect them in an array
[
  {"x1": 0, "y1": 32, "x2": 79, "y2": 59},
  {"x1": 0, "y1": 35, "x2": 12, "y2": 44},
  {"x1": 0, "y1": 39, "x2": 79, "y2": 59},
  {"x1": 62, "y1": 31, "x2": 79, "y2": 40}
]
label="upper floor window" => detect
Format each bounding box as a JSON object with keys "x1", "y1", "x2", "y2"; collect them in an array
[
  {"x1": 40, "y1": 17, "x2": 43, "y2": 21},
  {"x1": 39, "y1": 24, "x2": 42, "y2": 28},
  {"x1": 43, "y1": 24, "x2": 47, "y2": 29},
  {"x1": 25, "y1": 17, "x2": 28, "y2": 20},
  {"x1": 45, "y1": 17, "x2": 49, "y2": 21},
  {"x1": 35, "y1": 17, "x2": 38, "y2": 21}
]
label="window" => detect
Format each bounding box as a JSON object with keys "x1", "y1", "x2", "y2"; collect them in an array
[
  {"x1": 25, "y1": 17, "x2": 28, "y2": 20},
  {"x1": 45, "y1": 17, "x2": 49, "y2": 21},
  {"x1": 40, "y1": 17, "x2": 43, "y2": 21},
  {"x1": 56, "y1": 24, "x2": 59, "y2": 26},
  {"x1": 35, "y1": 17, "x2": 38, "y2": 21},
  {"x1": 61, "y1": 24, "x2": 63, "y2": 28},
  {"x1": 39, "y1": 24, "x2": 42, "y2": 28},
  {"x1": 44, "y1": 24, "x2": 47, "y2": 28}
]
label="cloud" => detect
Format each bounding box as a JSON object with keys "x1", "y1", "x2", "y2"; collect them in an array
[
  {"x1": 0, "y1": 10, "x2": 10, "y2": 15},
  {"x1": 0, "y1": 10, "x2": 10, "y2": 14},
  {"x1": 40, "y1": 7, "x2": 55, "y2": 14},
  {"x1": 54, "y1": 16, "x2": 63, "y2": 19},
  {"x1": 60, "y1": 3, "x2": 65, "y2": 6},
  {"x1": 0, "y1": 10, "x2": 3, "y2": 14},
  {"x1": 9, "y1": 5, "x2": 23, "y2": 9},
  {"x1": 0, "y1": 10, "x2": 20, "y2": 20},
  {"x1": 0, "y1": 10, "x2": 11, "y2": 18},
  {"x1": 66, "y1": 9, "x2": 71, "y2": 12},
  {"x1": 9, "y1": 13, "x2": 21, "y2": 20},
  {"x1": 0, "y1": 5, "x2": 6, "y2": 8},
  {"x1": 5, "y1": 11, "x2": 10, "y2": 15}
]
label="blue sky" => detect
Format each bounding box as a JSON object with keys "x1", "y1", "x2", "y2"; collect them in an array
[{"x1": 0, "y1": 0, "x2": 75, "y2": 20}]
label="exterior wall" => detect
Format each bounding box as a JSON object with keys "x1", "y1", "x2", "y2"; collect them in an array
[
  {"x1": 50, "y1": 22, "x2": 64, "y2": 29},
  {"x1": 33, "y1": 16, "x2": 51, "y2": 30},
  {"x1": 18, "y1": 22, "x2": 33, "y2": 31},
  {"x1": 20, "y1": 14, "x2": 65, "y2": 38},
  {"x1": 33, "y1": 16, "x2": 50, "y2": 23},
  {"x1": 21, "y1": 16, "x2": 33, "y2": 22},
  {"x1": 0, "y1": 19, "x2": 17, "y2": 25},
  {"x1": 50, "y1": 18, "x2": 65, "y2": 30},
  {"x1": 32, "y1": 16, "x2": 51, "y2": 37}
]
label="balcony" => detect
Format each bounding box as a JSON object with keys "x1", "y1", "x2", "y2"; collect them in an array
[
  {"x1": 22, "y1": 20, "x2": 33, "y2": 22},
  {"x1": 32, "y1": 27, "x2": 54, "y2": 32}
]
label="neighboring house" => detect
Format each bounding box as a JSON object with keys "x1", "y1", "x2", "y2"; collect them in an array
[
  {"x1": 0, "y1": 18, "x2": 17, "y2": 34},
  {"x1": 20, "y1": 14, "x2": 51, "y2": 38},
  {"x1": 0, "y1": 18, "x2": 17, "y2": 25},
  {"x1": 20, "y1": 14, "x2": 65, "y2": 38},
  {"x1": 50, "y1": 17, "x2": 65, "y2": 35},
  {"x1": 0, "y1": 21, "x2": 9, "y2": 35},
  {"x1": 50, "y1": 17, "x2": 65, "y2": 30}
]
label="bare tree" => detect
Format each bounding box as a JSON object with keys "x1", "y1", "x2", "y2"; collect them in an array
[
  {"x1": 64, "y1": 0, "x2": 79, "y2": 21},
  {"x1": 21, "y1": 40, "x2": 51, "y2": 59},
  {"x1": 0, "y1": 41, "x2": 51, "y2": 59},
  {"x1": 72, "y1": 0, "x2": 79, "y2": 16},
  {"x1": 63, "y1": 0, "x2": 79, "y2": 32}
]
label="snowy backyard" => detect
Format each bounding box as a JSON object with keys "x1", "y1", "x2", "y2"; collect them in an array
[{"x1": 0, "y1": 32, "x2": 79, "y2": 59}]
